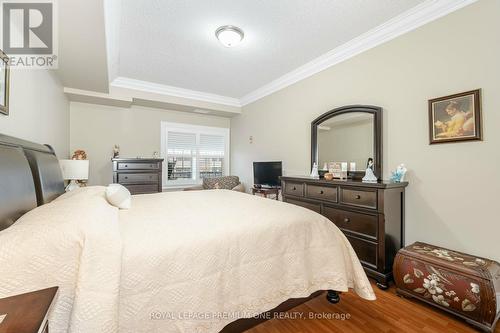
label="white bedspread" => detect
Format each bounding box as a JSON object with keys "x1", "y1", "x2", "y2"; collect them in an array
[
  {"x1": 0, "y1": 187, "x2": 374, "y2": 333},
  {"x1": 0, "y1": 186, "x2": 122, "y2": 333},
  {"x1": 118, "y1": 190, "x2": 375, "y2": 333}
]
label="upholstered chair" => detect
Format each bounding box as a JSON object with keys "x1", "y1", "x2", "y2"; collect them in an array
[{"x1": 184, "y1": 176, "x2": 245, "y2": 192}]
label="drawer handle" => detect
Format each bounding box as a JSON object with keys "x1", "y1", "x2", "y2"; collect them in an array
[
  {"x1": 355, "y1": 194, "x2": 361, "y2": 199},
  {"x1": 150, "y1": 164, "x2": 153, "y2": 168},
  {"x1": 125, "y1": 165, "x2": 128, "y2": 168},
  {"x1": 344, "y1": 218, "x2": 350, "y2": 223},
  {"x1": 124, "y1": 176, "x2": 128, "y2": 179},
  {"x1": 320, "y1": 190, "x2": 324, "y2": 194},
  {"x1": 293, "y1": 186, "x2": 296, "y2": 190}
]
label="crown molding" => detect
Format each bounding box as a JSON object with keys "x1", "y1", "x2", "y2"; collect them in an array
[
  {"x1": 239, "y1": 0, "x2": 478, "y2": 106},
  {"x1": 64, "y1": 87, "x2": 133, "y2": 108},
  {"x1": 111, "y1": 77, "x2": 242, "y2": 107},
  {"x1": 107, "y1": 0, "x2": 477, "y2": 109}
]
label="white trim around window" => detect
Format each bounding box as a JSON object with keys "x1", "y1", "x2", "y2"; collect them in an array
[{"x1": 161, "y1": 122, "x2": 230, "y2": 188}]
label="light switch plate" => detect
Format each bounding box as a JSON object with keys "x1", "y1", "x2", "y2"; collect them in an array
[{"x1": 0, "y1": 314, "x2": 6, "y2": 324}]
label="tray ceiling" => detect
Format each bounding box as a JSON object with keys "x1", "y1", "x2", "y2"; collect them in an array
[
  {"x1": 60, "y1": 0, "x2": 477, "y2": 114},
  {"x1": 118, "y1": 0, "x2": 425, "y2": 99}
]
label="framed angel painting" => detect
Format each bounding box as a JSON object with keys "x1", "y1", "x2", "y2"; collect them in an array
[
  {"x1": 428, "y1": 89, "x2": 482, "y2": 144},
  {"x1": 0, "y1": 49, "x2": 10, "y2": 116}
]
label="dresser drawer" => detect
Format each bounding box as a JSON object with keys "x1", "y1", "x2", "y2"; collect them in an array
[
  {"x1": 124, "y1": 184, "x2": 159, "y2": 195},
  {"x1": 340, "y1": 188, "x2": 377, "y2": 209},
  {"x1": 306, "y1": 185, "x2": 337, "y2": 202},
  {"x1": 324, "y1": 207, "x2": 378, "y2": 240},
  {"x1": 118, "y1": 173, "x2": 159, "y2": 184},
  {"x1": 117, "y1": 162, "x2": 160, "y2": 170},
  {"x1": 285, "y1": 198, "x2": 320, "y2": 213},
  {"x1": 346, "y1": 235, "x2": 378, "y2": 268},
  {"x1": 284, "y1": 182, "x2": 304, "y2": 197}
]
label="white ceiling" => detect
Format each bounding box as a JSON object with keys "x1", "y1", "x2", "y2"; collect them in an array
[
  {"x1": 60, "y1": 0, "x2": 477, "y2": 115},
  {"x1": 118, "y1": 0, "x2": 425, "y2": 99}
]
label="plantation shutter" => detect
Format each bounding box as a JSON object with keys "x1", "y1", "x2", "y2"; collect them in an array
[
  {"x1": 166, "y1": 131, "x2": 197, "y2": 182},
  {"x1": 198, "y1": 134, "x2": 225, "y2": 179}
]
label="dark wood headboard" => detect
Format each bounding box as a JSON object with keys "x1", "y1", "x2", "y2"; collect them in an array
[{"x1": 0, "y1": 134, "x2": 65, "y2": 231}]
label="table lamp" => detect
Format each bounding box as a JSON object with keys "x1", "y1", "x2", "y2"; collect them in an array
[{"x1": 59, "y1": 160, "x2": 89, "y2": 192}]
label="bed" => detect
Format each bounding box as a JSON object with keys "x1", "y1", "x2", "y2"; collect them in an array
[{"x1": 0, "y1": 134, "x2": 375, "y2": 333}]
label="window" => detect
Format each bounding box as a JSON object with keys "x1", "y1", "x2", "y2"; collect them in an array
[{"x1": 161, "y1": 122, "x2": 230, "y2": 187}]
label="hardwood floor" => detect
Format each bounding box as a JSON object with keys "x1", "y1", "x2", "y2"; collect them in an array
[{"x1": 246, "y1": 282, "x2": 500, "y2": 333}]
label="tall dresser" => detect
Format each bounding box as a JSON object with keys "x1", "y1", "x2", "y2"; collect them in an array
[
  {"x1": 112, "y1": 158, "x2": 164, "y2": 195},
  {"x1": 281, "y1": 176, "x2": 408, "y2": 289}
]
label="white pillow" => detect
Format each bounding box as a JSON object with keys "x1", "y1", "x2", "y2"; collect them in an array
[{"x1": 105, "y1": 184, "x2": 131, "y2": 209}]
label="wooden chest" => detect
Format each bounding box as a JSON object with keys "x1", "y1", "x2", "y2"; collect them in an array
[
  {"x1": 394, "y1": 242, "x2": 500, "y2": 332},
  {"x1": 112, "y1": 158, "x2": 164, "y2": 194}
]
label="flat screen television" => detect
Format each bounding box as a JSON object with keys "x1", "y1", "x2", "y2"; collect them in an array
[{"x1": 253, "y1": 161, "x2": 282, "y2": 188}]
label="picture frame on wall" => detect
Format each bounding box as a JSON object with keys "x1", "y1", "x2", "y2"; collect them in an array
[
  {"x1": 0, "y1": 49, "x2": 10, "y2": 116},
  {"x1": 428, "y1": 89, "x2": 482, "y2": 144}
]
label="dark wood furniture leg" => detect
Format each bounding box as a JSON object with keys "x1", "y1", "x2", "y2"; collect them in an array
[
  {"x1": 326, "y1": 290, "x2": 340, "y2": 304},
  {"x1": 376, "y1": 281, "x2": 389, "y2": 290}
]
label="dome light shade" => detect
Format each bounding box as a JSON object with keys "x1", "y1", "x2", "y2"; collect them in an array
[{"x1": 215, "y1": 25, "x2": 244, "y2": 47}]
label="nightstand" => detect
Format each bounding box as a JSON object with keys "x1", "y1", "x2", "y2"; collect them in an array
[{"x1": 0, "y1": 287, "x2": 58, "y2": 333}]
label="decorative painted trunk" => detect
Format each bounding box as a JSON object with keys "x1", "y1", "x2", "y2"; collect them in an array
[{"x1": 394, "y1": 242, "x2": 500, "y2": 332}]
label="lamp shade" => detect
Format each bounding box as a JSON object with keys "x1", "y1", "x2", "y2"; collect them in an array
[{"x1": 59, "y1": 160, "x2": 89, "y2": 180}]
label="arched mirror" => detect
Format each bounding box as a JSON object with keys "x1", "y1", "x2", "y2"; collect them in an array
[{"x1": 311, "y1": 105, "x2": 382, "y2": 180}]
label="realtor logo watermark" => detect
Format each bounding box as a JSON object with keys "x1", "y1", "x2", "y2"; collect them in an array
[{"x1": 1, "y1": 0, "x2": 58, "y2": 68}]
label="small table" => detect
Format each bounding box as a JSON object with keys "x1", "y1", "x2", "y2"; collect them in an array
[
  {"x1": 252, "y1": 187, "x2": 281, "y2": 200},
  {"x1": 0, "y1": 287, "x2": 58, "y2": 333}
]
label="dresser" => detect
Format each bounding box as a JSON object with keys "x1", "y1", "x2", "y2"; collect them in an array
[
  {"x1": 281, "y1": 176, "x2": 408, "y2": 289},
  {"x1": 112, "y1": 158, "x2": 164, "y2": 195}
]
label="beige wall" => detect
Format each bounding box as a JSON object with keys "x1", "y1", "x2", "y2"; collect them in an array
[
  {"x1": 70, "y1": 102, "x2": 230, "y2": 185},
  {"x1": 231, "y1": 0, "x2": 500, "y2": 260},
  {"x1": 0, "y1": 70, "x2": 69, "y2": 157}
]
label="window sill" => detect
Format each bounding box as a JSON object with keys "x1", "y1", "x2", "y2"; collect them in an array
[{"x1": 162, "y1": 184, "x2": 201, "y2": 192}]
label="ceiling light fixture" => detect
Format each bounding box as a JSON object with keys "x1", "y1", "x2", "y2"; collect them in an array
[{"x1": 215, "y1": 25, "x2": 244, "y2": 47}]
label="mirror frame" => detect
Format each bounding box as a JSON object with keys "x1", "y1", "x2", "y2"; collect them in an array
[{"x1": 311, "y1": 105, "x2": 383, "y2": 180}]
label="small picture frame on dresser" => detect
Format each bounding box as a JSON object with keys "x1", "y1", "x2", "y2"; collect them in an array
[{"x1": 328, "y1": 162, "x2": 347, "y2": 179}]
